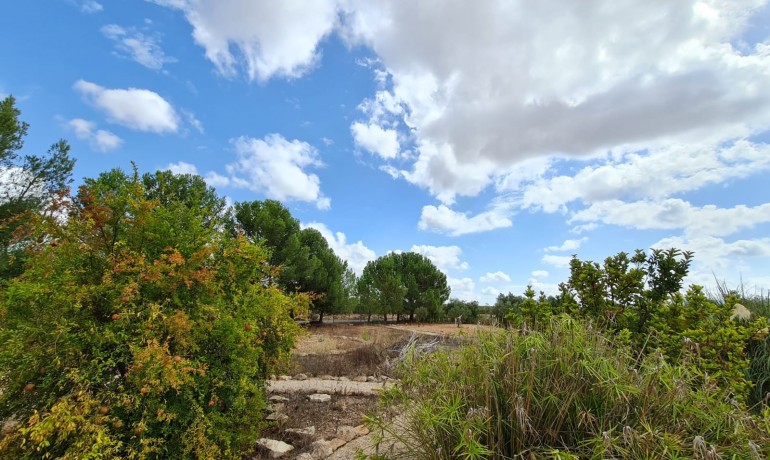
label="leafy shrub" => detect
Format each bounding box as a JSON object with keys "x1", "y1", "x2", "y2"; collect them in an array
[
  {"x1": 369, "y1": 316, "x2": 770, "y2": 459},
  {"x1": 0, "y1": 169, "x2": 306, "y2": 458}
]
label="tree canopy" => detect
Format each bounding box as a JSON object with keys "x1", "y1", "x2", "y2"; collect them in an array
[
  {"x1": 0, "y1": 96, "x2": 75, "y2": 279},
  {"x1": 358, "y1": 252, "x2": 450, "y2": 321},
  {"x1": 0, "y1": 167, "x2": 307, "y2": 458},
  {"x1": 232, "y1": 200, "x2": 352, "y2": 321}
]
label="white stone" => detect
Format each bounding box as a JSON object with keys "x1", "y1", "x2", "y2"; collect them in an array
[
  {"x1": 336, "y1": 426, "x2": 358, "y2": 442},
  {"x1": 353, "y1": 376, "x2": 367, "y2": 382},
  {"x1": 310, "y1": 440, "x2": 333, "y2": 459},
  {"x1": 285, "y1": 426, "x2": 316, "y2": 439},
  {"x1": 328, "y1": 438, "x2": 347, "y2": 451},
  {"x1": 269, "y1": 395, "x2": 289, "y2": 402},
  {"x1": 294, "y1": 373, "x2": 308, "y2": 380},
  {"x1": 307, "y1": 393, "x2": 331, "y2": 402},
  {"x1": 256, "y1": 438, "x2": 294, "y2": 458}
]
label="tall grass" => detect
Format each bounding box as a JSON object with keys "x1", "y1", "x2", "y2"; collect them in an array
[
  {"x1": 710, "y1": 278, "x2": 770, "y2": 407},
  {"x1": 368, "y1": 317, "x2": 770, "y2": 459}
]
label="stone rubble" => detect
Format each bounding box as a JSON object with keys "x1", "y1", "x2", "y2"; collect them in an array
[{"x1": 256, "y1": 438, "x2": 294, "y2": 458}]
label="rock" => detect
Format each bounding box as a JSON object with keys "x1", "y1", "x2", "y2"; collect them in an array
[
  {"x1": 336, "y1": 426, "x2": 358, "y2": 442},
  {"x1": 256, "y1": 438, "x2": 294, "y2": 458},
  {"x1": 269, "y1": 395, "x2": 290, "y2": 403},
  {"x1": 366, "y1": 376, "x2": 377, "y2": 382},
  {"x1": 338, "y1": 376, "x2": 349, "y2": 381},
  {"x1": 266, "y1": 412, "x2": 289, "y2": 422},
  {"x1": 279, "y1": 375, "x2": 292, "y2": 381},
  {"x1": 331, "y1": 400, "x2": 347, "y2": 412},
  {"x1": 353, "y1": 376, "x2": 367, "y2": 382},
  {"x1": 310, "y1": 440, "x2": 333, "y2": 459},
  {"x1": 354, "y1": 425, "x2": 369, "y2": 437},
  {"x1": 307, "y1": 393, "x2": 331, "y2": 403},
  {"x1": 285, "y1": 426, "x2": 316, "y2": 439},
  {"x1": 328, "y1": 438, "x2": 347, "y2": 451},
  {"x1": 294, "y1": 454, "x2": 314, "y2": 460},
  {"x1": 319, "y1": 375, "x2": 335, "y2": 380},
  {"x1": 294, "y1": 373, "x2": 308, "y2": 381}
]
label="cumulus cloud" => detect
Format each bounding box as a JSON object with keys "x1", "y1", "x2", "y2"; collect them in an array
[
  {"x1": 410, "y1": 244, "x2": 468, "y2": 273},
  {"x1": 149, "y1": 0, "x2": 338, "y2": 81},
  {"x1": 221, "y1": 134, "x2": 330, "y2": 209},
  {"x1": 545, "y1": 238, "x2": 587, "y2": 252},
  {"x1": 518, "y1": 140, "x2": 770, "y2": 213},
  {"x1": 67, "y1": 118, "x2": 122, "y2": 152},
  {"x1": 531, "y1": 270, "x2": 549, "y2": 279},
  {"x1": 448, "y1": 277, "x2": 475, "y2": 302},
  {"x1": 418, "y1": 204, "x2": 511, "y2": 236},
  {"x1": 480, "y1": 271, "x2": 511, "y2": 284},
  {"x1": 303, "y1": 222, "x2": 376, "y2": 274},
  {"x1": 164, "y1": 161, "x2": 199, "y2": 175},
  {"x1": 351, "y1": 122, "x2": 400, "y2": 159},
  {"x1": 570, "y1": 199, "x2": 770, "y2": 238},
  {"x1": 652, "y1": 235, "x2": 770, "y2": 287},
  {"x1": 74, "y1": 80, "x2": 179, "y2": 133},
  {"x1": 101, "y1": 24, "x2": 175, "y2": 70},
  {"x1": 340, "y1": 1, "x2": 770, "y2": 202},
  {"x1": 542, "y1": 254, "x2": 573, "y2": 269}
]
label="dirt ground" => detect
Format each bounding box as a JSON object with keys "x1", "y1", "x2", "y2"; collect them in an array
[{"x1": 255, "y1": 321, "x2": 486, "y2": 458}]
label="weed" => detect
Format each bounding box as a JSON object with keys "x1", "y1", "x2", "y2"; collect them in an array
[{"x1": 368, "y1": 316, "x2": 770, "y2": 459}]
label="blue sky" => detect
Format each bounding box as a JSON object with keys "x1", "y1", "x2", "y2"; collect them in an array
[{"x1": 2, "y1": 0, "x2": 770, "y2": 304}]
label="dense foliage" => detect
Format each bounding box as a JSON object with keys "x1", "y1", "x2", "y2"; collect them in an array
[
  {"x1": 234, "y1": 200, "x2": 353, "y2": 321},
  {"x1": 0, "y1": 95, "x2": 75, "y2": 279},
  {"x1": 0, "y1": 168, "x2": 307, "y2": 458},
  {"x1": 357, "y1": 252, "x2": 450, "y2": 322}
]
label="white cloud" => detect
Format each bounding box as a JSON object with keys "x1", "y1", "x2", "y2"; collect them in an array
[
  {"x1": 545, "y1": 238, "x2": 587, "y2": 253},
  {"x1": 531, "y1": 270, "x2": 549, "y2": 279},
  {"x1": 204, "y1": 171, "x2": 230, "y2": 188},
  {"x1": 101, "y1": 24, "x2": 175, "y2": 70},
  {"x1": 541, "y1": 254, "x2": 573, "y2": 269},
  {"x1": 340, "y1": 1, "x2": 770, "y2": 202},
  {"x1": 481, "y1": 286, "x2": 500, "y2": 298},
  {"x1": 222, "y1": 134, "x2": 330, "y2": 209},
  {"x1": 570, "y1": 199, "x2": 770, "y2": 238},
  {"x1": 74, "y1": 80, "x2": 179, "y2": 133},
  {"x1": 80, "y1": 0, "x2": 103, "y2": 13},
  {"x1": 448, "y1": 277, "x2": 475, "y2": 302},
  {"x1": 164, "y1": 161, "x2": 198, "y2": 175},
  {"x1": 150, "y1": 0, "x2": 338, "y2": 81},
  {"x1": 519, "y1": 140, "x2": 770, "y2": 213},
  {"x1": 410, "y1": 244, "x2": 468, "y2": 273},
  {"x1": 652, "y1": 235, "x2": 770, "y2": 288},
  {"x1": 304, "y1": 222, "x2": 376, "y2": 275},
  {"x1": 351, "y1": 122, "x2": 400, "y2": 159},
  {"x1": 66, "y1": 118, "x2": 122, "y2": 152},
  {"x1": 480, "y1": 271, "x2": 511, "y2": 284},
  {"x1": 418, "y1": 204, "x2": 511, "y2": 236}
]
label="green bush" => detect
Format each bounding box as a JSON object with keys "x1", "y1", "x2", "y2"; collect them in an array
[
  {"x1": 369, "y1": 316, "x2": 770, "y2": 459},
  {"x1": 0, "y1": 169, "x2": 306, "y2": 458}
]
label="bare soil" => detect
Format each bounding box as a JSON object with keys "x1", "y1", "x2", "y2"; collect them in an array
[{"x1": 255, "y1": 322, "x2": 487, "y2": 459}]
